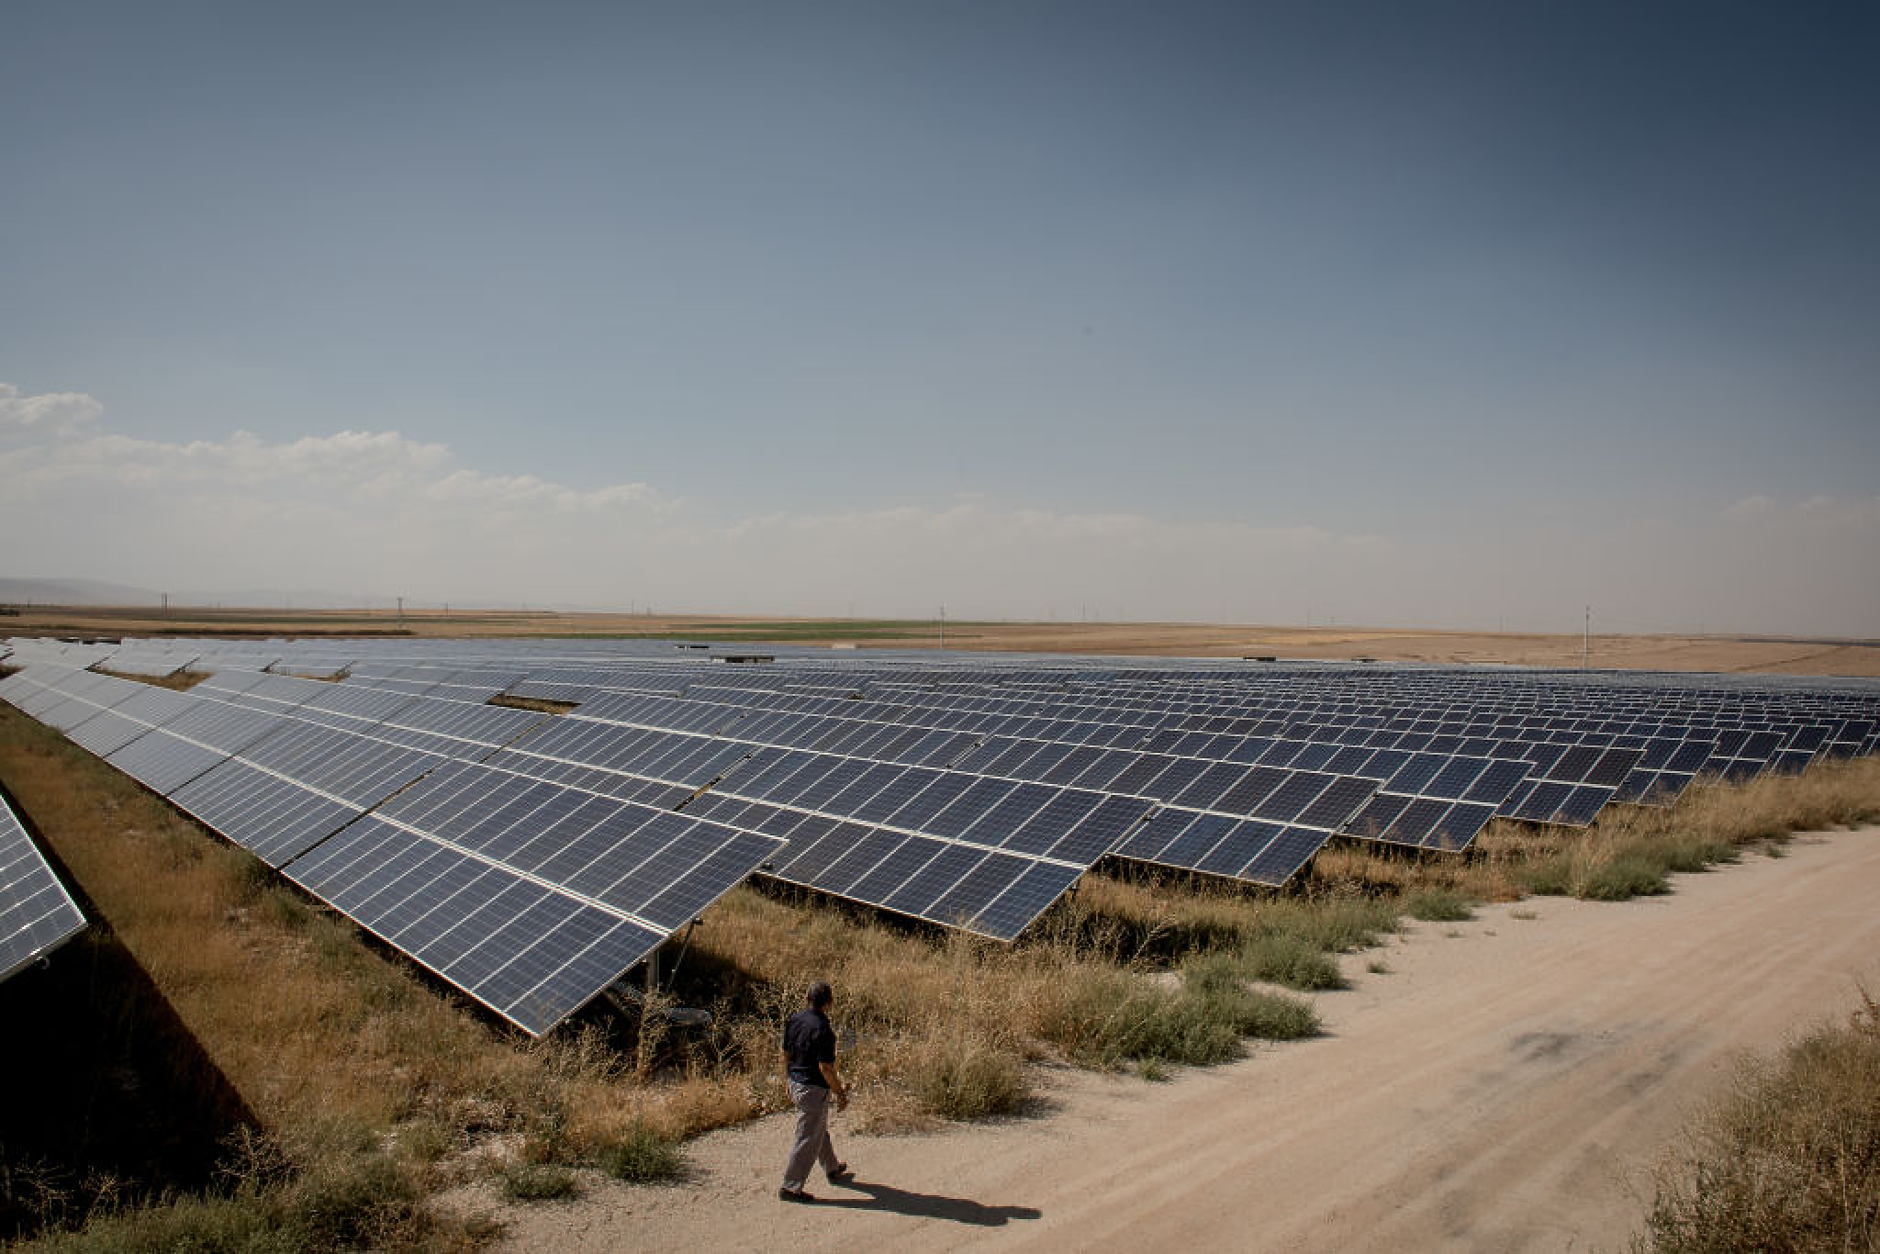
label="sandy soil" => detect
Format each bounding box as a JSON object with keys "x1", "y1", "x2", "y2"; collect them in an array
[{"x1": 474, "y1": 826, "x2": 1880, "y2": 1252}]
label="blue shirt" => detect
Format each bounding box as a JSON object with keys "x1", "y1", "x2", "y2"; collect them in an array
[{"x1": 783, "y1": 1007, "x2": 836, "y2": 1088}]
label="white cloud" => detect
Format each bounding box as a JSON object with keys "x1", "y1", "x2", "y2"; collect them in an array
[
  {"x1": 0, "y1": 382, "x2": 102, "y2": 435},
  {"x1": 421, "y1": 470, "x2": 672, "y2": 514},
  {"x1": 1723, "y1": 493, "x2": 1776, "y2": 519},
  {"x1": 1792, "y1": 494, "x2": 1880, "y2": 530},
  {"x1": 3, "y1": 381, "x2": 1875, "y2": 635},
  {"x1": 2, "y1": 416, "x2": 671, "y2": 515},
  {"x1": 1724, "y1": 492, "x2": 1880, "y2": 532}
]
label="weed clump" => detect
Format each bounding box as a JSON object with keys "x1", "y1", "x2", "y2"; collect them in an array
[
  {"x1": 1403, "y1": 888, "x2": 1475, "y2": 922},
  {"x1": 598, "y1": 1124, "x2": 685, "y2": 1184},
  {"x1": 499, "y1": 1163, "x2": 578, "y2": 1202},
  {"x1": 28, "y1": 1142, "x2": 468, "y2": 1253},
  {"x1": 1577, "y1": 852, "x2": 1669, "y2": 901},
  {"x1": 909, "y1": 1038, "x2": 1028, "y2": 1119},
  {"x1": 1241, "y1": 932, "x2": 1346, "y2": 991},
  {"x1": 1033, "y1": 956, "x2": 1319, "y2": 1072},
  {"x1": 1641, "y1": 988, "x2": 1880, "y2": 1251}
]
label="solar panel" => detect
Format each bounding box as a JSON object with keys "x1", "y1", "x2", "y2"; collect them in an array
[
  {"x1": 66, "y1": 685, "x2": 202, "y2": 757},
  {"x1": 167, "y1": 723, "x2": 446, "y2": 865},
  {"x1": 282, "y1": 760, "x2": 783, "y2": 1033},
  {"x1": 104, "y1": 698, "x2": 290, "y2": 796},
  {"x1": 0, "y1": 793, "x2": 87, "y2": 984}
]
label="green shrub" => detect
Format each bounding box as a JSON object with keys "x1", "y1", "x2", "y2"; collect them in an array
[
  {"x1": 599, "y1": 1123, "x2": 684, "y2": 1184},
  {"x1": 1183, "y1": 955, "x2": 1320, "y2": 1043},
  {"x1": 1657, "y1": 837, "x2": 1738, "y2": 874},
  {"x1": 911, "y1": 1038, "x2": 1028, "y2": 1119},
  {"x1": 279, "y1": 1152, "x2": 421, "y2": 1250},
  {"x1": 1241, "y1": 933, "x2": 1346, "y2": 991},
  {"x1": 1257, "y1": 895, "x2": 1400, "y2": 953},
  {"x1": 499, "y1": 1163, "x2": 578, "y2": 1202},
  {"x1": 1403, "y1": 888, "x2": 1474, "y2": 922},
  {"x1": 1038, "y1": 968, "x2": 1238, "y2": 1068},
  {"x1": 1518, "y1": 856, "x2": 1574, "y2": 897},
  {"x1": 38, "y1": 1150, "x2": 438, "y2": 1254},
  {"x1": 1578, "y1": 854, "x2": 1669, "y2": 901}
]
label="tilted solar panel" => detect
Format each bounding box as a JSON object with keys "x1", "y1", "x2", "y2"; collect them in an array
[
  {"x1": 282, "y1": 760, "x2": 784, "y2": 1033},
  {"x1": 0, "y1": 793, "x2": 87, "y2": 985}
]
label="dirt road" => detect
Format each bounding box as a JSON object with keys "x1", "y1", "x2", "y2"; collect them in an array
[{"x1": 485, "y1": 828, "x2": 1880, "y2": 1252}]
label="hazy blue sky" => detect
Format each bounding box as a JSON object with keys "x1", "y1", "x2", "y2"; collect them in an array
[{"x1": 4, "y1": 2, "x2": 1876, "y2": 634}]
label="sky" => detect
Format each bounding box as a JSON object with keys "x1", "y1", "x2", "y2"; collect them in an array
[{"x1": 3, "y1": 1, "x2": 1877, "y2": 635}]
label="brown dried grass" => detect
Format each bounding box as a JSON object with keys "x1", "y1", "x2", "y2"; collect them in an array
[{"x1": 1641, "y1": 986, "x2": 1880, "y2": 1251}]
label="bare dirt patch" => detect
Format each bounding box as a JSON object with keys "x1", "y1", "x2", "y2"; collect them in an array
[{"x1": 473, "y1": 827, "x2": 1880, "y2": 1252}]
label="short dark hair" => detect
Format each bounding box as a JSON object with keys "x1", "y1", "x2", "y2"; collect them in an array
[{"x1": 806, "y1": 980, "x2": 833, "y2": 1009}]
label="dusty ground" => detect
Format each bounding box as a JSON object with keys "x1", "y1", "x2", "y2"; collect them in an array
[
  {"x1": 469, "y1": 826, "x2": 1880, "y2": 1252},
  {"x1": 7, "y1": 605, "x2": 1878, "y2": 674}
]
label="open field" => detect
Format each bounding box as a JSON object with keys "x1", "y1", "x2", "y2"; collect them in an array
[
  {"x1": 482, "y1": 825, "x2": 1880, "y2": 1253},
  {"x1": 6, "y1": 604, "x2": 1878, "y2": 675}
]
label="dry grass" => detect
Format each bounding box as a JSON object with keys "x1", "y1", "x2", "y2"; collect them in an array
[
  {"x1": 1640, "y1": 986, "x2": 1880, "y2": 1252},
  {"x1": 485, "y1": 695, "x2": 577, "y2": 715},
  {"x1": 93, "y1": 667, "x2": 204, "y2": 691}
]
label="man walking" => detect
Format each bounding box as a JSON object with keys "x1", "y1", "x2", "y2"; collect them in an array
[{"x1": 779, "y1": 979, "x2": 851, "y2": 1202}]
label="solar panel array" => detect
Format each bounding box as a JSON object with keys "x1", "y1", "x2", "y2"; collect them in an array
[
  {"x1": 4, "y1": 634, "x2": 1877, "y2": 1029},
  {"x1": 0, "y1": 661, "x2": 783, "y2": 1034}
]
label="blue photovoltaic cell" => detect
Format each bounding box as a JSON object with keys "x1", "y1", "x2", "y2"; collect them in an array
[
  {"x1": 273, "y1": 761, "x2": 784, "y2": 1033},
  {"x1": 284, "y1": 816, "x2": 668, "y2": 1035},
  {"x1": 0, "y1": 794, "x2": 88, "y2": 984}
]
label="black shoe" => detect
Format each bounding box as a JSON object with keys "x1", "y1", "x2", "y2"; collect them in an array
[
  {"x1": 826, "y1": 1163, "x2": 853, "y2": 1183},
  {"x1": 779, "y1": 1186, "x2": 816, "y2": 1203}
]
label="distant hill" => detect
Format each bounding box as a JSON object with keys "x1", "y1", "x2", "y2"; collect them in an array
[
  {"x1": 0, "y1": 577, "x2": 162, "y2": 607},
  {"x1": 171, "y1": 588, "x2": 395, "y2": 611},
  {"x1": 0, "y1": 577, "x2": 403, "y2": 611}
]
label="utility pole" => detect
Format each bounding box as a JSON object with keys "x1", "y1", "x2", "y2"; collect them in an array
[
  {"x1": 1583, "y1": 605, "x2": 1590, "y2": 670},
  {"x1": 161, "y1": 592, "x2": 170, "y2": 618},
  {"x1": 397, "y1": 596, "x2": 405, "y2": 628},
  {"x1": 939, "y1": 605, "x2": 946, "y2": 651}
]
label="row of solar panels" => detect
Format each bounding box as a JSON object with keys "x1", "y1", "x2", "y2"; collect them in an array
[
  {"x1": 211, "y1": 647, "x2": 1869, "y2": 849},
  {"x1": 0, "y1": 655, "x2": 1512, "y2": 1034},
  {"x1": 172, "y1": 656, "x2": 1539, "y2": 863},
  {"x1": 187, "y1": 666, "x2": 1431, "y2": 900},
  {"x1": 10, "y1": 658, "x2": 1417, "y2": 1025},
  {"x1": 0, "y1": 665, "x2": 783, "y2": 1035},
  {"x1": 5, "y1": 639, "x2": 1876, "y2": 1035},
  {"x1": 27, "y1": 636, "x2": 1878, "y2": 789},
  {"x1": 199, "y1": 649, "x2": 1880, "y2": 837}
]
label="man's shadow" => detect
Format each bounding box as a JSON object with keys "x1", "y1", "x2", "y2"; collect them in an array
[{"x1": 813, "y1": 1179, "x2": 1040, "y2": 1225}]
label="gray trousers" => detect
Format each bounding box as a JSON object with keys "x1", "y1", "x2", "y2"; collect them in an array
[{"x1": 783, "y1": 1080, "x2": 841, "y2": 1189}]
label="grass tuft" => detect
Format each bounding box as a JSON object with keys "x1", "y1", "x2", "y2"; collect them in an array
[
  {"x1": 909, "y1": 1038, "x2": 1028, "y2": 1120},
  {"x1": 1403, "y1": 888, "x2": 1475, "y2": 922},
  {"x1": 1240, "y1": 932, "x2": 1346, "y2": 991},
  {"x1": 1577, "y1": 853, "x2": 1670, "y2": 901},
  {"x1": 499, "y1": 1163, "x2": 578, "y2": 1202},
  {"x1": 598, "y1": 1124, "x2": 685, "y2": 1184}
]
